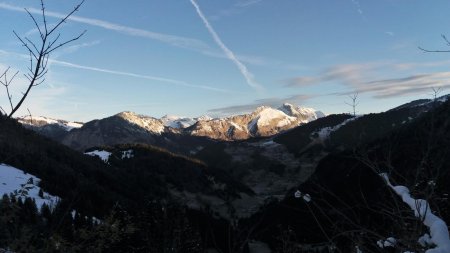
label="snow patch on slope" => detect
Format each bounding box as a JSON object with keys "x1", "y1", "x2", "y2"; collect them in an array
[
  {"x1": 161, "y1": 115, "x2": 213, "y2": 129},
  {"x1": 18, "y1": 115, "x2": 83, "y2": 131},
  {"x1": 376, "y1": 237, "x2": 397, "y2": 248},
  {"x1": 121, "y1": 150, "x2": 134, "y2": 159},
  {"x1": 0, "y1": 163, "x2": 59, "y2": 209},
  {"x1": 314, "y1": 115, "x2": 360, "y2": 141},
  {"x1": 85, "y1": 150, "x2": 111, "y2": 163},
  {"x1": 380, "y1": 173, "x2": 450, "y2": 253}
]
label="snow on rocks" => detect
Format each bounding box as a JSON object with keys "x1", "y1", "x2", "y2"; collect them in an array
[
  {"x1": 249, "y1": 106, "x2": 296, "y2": 131},
  {"x1": 278, "y1": 103, "x2": 324, "y2": 122},
  {"x1": 117, "y1": 111, "x2": 165, "y2": 134},
  {"x1": 85, "y1": 150, "x2": 111, "y2": 163},
  {"x1": 121, "y1": 150, "x2": 134, "y2": 159},
  {"x1": 380, "y1": 173, "x2": 450, "y2": 253},
  {"x1": 160, "y1": 115, "x2": 197, "y2": 129},
  {"x1": 419, "y1": 234, "x2": 433, "y2": 247},
  {"x1": 174, "y1": 104, "x2": 321, "y2": 140},
  {"x1": 377, "y1": 237, "x2": 397, "y2": 248},
  {"x1": 303, "y1": 193, "x2": 312, "y2": 202},
  {"x1": 294, "y1": 190, "x2": 311, "y2": 202},
  {"x1": 17, "y1": 115, "x2": 83, "y2": 131},
  {"x1": 0, "y1": 163, "x2": 58, "y2": 209},
  {"x1": 229, "y1": 121, "x2": 243, "y2": 131}
]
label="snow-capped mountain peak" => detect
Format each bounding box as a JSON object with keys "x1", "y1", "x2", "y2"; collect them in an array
[
  {"x1": 278, "y1": 103, "x2": 323, "y2": 119},
  {"x1": 278, "y1": 103, "x2": 298, "y2": 116},
  {"x1": 196, "y1": 115, "x2": 213, "y2": 121},
  {"x1": 160, "y1": 114, "x2": 197, "y2": 129},
  {"x1": 17, "y1": 115, "x2": 83, "y2": 131},
  {"x1": 248, "y1": 106, "x2": 296, "y2": 133},
  {"x1": 20, "y1": 103, "x2": 324, "y2": 143},
  {"x1": 116, "y1": 111, "x2": 165, "y2": 134},
  {"x1": 189, "y1": 104, "x2": 323, "y2": 140}
]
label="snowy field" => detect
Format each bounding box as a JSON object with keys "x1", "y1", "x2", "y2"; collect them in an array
[{"x1": 0, "y1": 163, "x2": 59, "y2": 209}]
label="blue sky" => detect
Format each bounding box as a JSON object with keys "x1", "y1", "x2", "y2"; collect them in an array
[{"x1": 1, "y1": 0, "x2": 450, "y2": 121}]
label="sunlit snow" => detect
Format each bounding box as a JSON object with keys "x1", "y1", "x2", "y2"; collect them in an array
[
  {"x1": 18, "y1": 115, "x2": 83, "y2": 131},
  {"x1": 314, "y1": 116, "x2": 360, "y2": 141}
]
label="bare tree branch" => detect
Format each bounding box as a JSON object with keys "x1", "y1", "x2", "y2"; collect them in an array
[
  {"x1": 419, "y1": 34, "x2": 450, "y2": 53},
  {"x1": 47, "y1": 0, "x2": 85, "y2": 36},
  {"x1": 0, "y1": 67, "x2": 19, "y2": 112},
  {"x1": 2, "y1": 0, "x2": 85, "y2": 118},
  {"x1": 47, "y1": 30, "x2": 87, "y2": 54},
  {"x1": 25, "y1": 8, "x2": 44, "y2": 39}
]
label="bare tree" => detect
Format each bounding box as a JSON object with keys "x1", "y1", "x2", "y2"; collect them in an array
[
  {"x1": 430, "y1": 87, "x2": 443, "y2": 101},
  {"x1": 345, "y1": 93, "x2": 359, "y2": 116},
  {"x1": 1, "y1": 0, "x2": 85, "y2": 119}
]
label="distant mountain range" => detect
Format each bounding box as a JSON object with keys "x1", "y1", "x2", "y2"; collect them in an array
[{"x1": 17, "y1": 103, "x2": 324, "y2": 151}]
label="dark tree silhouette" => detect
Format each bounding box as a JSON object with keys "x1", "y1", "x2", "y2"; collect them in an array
[{"x1": 0, "y1": 0, "x2": 85, "y2": 118}]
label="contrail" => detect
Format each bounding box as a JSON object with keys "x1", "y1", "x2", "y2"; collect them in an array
[
  {"x1": 189, "y1": 0, "x2": 262, "y2": 90},
  {"x1": 0, "y1": 49, "x2": 231, "y2": 93},
  {"x1": 0, "y1": 2, "x2": 209, "y2": 51},
  {"x1": 0, "y1": 2, "x2": 278, "y2": 69},
  {"x1": 50, "y1": 59, "x2": 232, "y2": 93}
]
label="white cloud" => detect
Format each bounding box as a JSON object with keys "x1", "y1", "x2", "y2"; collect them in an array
[
  {"x1": 285, "y1": 61, "x2": 450, "y2": 99},
  {"x1": 285, "y1": 63, "x2": 380, "y2": 87},
  {"x1": 350, "y1": 0, "x2": 365, "y2": 19},
  {"x1": 190, "y1": 0, "x2": 262, "y2": 90}
]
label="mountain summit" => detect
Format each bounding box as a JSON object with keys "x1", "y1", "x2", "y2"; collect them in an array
[
  {"x1": 187, "y1": 104, "x2": 323, "y2": 140},
  {"x1": 18, "y1": 104, "x2": 323, "y2": 150}
]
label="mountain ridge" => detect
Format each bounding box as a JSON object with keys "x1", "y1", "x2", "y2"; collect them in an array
[{"x1": 18, "y1": 104, "x2": 323, "y2": 148}]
